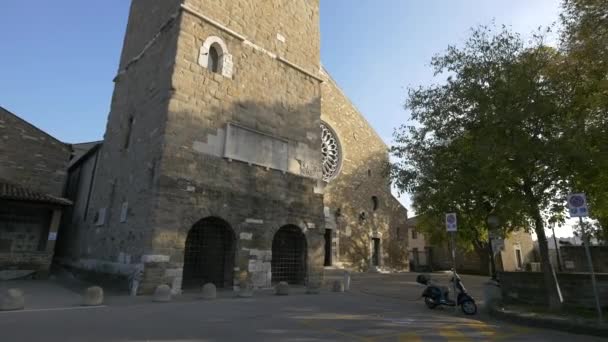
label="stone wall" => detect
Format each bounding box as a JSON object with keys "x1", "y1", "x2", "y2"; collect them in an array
[
  {"x1": 61, "y1": 0, "x2": 409, "y2": 293},
  {"x1": 320, "y1": 71, "x2": 408, "y2": 271},
  {"x1": 118, "y1": 0, "x2": 182, "y2": 70},
  {"x1": 55, "y1": 145, "x2": 100, "y2": 261},
  {"x1": 500, "y1": 271, "x2": 608, "y2": 309},
  {"x1": 416, "y1": 228, "x2": 535, "y2": 275},
  {"x1": 62, "y1": 0, "x2": 327, "y2": 293},
  {"x1": 152, "y1": 0, "x2": 325, "y2": 290},
  {"x1": 0, "y1": 107, "x2": 70, "y2": 197},
  {"x1": 0, "y1": 252, "x2": 53, "y2": 280},
  {"x1": 57, "y1": 0, "x2": 182, "y2": 283},
  {"x1": 498, "y1": 230, "x2": 536, "y2": 272},
  {"x1": 183, "y1": 0, "x2": 320, "y2": 72},
  {"x1": 560, "y1": 245, "x2": 608, "y2": 273}
]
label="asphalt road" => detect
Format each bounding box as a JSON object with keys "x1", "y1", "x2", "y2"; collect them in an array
[{"x1": 1, "y1": 272, "x2": 605, "y2": 341}]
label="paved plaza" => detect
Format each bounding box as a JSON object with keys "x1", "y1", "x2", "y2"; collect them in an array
[{"x1": 1, "y1": 272, "x2": 605, "y2": 341}]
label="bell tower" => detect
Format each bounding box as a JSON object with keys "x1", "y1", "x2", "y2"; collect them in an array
[{"x1": 81, "y1": 0, "x2": 327, "y2": 293}]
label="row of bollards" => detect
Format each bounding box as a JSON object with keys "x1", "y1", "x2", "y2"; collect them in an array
[
  {"x1": 1, "y1": 274, "x2": 351, "y2": 310},
  {"x1": 0, "y1": 286, "x2": 105, "y2": 311}
]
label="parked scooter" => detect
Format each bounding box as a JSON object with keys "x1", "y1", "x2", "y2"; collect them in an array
[{"x1": 416, "y1": 272, "x2": 477, "y2": 315}]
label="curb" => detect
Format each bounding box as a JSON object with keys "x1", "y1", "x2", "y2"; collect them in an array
[{"x1": 489, "y1": 306, "x2": 608, "y2": 338}]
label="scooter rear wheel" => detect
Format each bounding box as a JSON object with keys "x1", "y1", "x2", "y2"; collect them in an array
[
  {"x1": 424, "y1": 297, "x2": 437, "y2": 309},
  {"x1": 461, "y1": 300, "x2": 477, "y2": 315}
]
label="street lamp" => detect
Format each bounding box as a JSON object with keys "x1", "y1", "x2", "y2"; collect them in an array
[{"x1": 487, "y1": 215, "x2": 500, "y2": 281}]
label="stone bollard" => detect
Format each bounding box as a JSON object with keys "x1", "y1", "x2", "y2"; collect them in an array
[
  {"x1": 483, "y1": 280, "x2": 502, "y2": 313},
  {"x1": 275, "y1": 281, "x2": 289, "y2": 296},
  {"x1": 332, "y1": 280, "x2": 345, "y2": 293},
  {"x1": 153, "y1": 284, "x2": 172, "y2": 303},
  {"x1": 238, "y1": 279, "x2": 254, "y2": 298},
  {"x1": 0, "y1": 288, "x2": 25, "y2": 311},
  {"x1": 306, "y1": 280, "x2": 322, "y2": 295},
  {"x1": 201, "y1": 283, "x2": 217, "y2": 300},
  {"x1": 83, "y1": 286, "x2": 104, "y2": 306},
  {"x1": 343, "y1": 271, "x2": 351, "y2": 292}
]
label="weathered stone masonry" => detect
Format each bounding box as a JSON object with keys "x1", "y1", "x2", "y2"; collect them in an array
[
  {"x1": 59, "y1": 0, "x2": 326, "y2": 294},
  {"x1": 57, "y1": 0, "x2": 408, "y2": 293}
]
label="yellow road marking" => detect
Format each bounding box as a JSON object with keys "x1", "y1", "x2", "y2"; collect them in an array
[
  {"x1": 398, "y1": 332, "x2": 422, "y2": 342},
  {"x1": 439, "y1": 325, "x2": 470, "y2": 341},
  {"x1": 462, "y1": 322, "x2": 496, "y2": 338}
]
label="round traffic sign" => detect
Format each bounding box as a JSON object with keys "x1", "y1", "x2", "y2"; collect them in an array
[{"x1": 569, "y1": 195, "x2": 585, "y2": 208}]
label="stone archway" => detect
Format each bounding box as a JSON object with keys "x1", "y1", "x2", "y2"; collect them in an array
[
  {"x1": 271, "y1": 225, "x2": 307, "y2": 285},
  {"x1": 182, "y1": 217, "x2": 235, "y2": 290}
]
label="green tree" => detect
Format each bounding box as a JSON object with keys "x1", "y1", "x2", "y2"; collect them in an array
[
  {"x1": 559, "y1": 0, "x2": 608, "y2": 240},
  {"x1": 392, "y1": 25, "x2": 566, "y2": 309}
]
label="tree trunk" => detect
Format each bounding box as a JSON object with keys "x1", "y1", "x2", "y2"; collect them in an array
[
  {"x1": 532, "y1": 207, "x2": 563, "y2": 310},
  {"x1": 477, "y1": 248, "x2": 491, "y2": 276}
]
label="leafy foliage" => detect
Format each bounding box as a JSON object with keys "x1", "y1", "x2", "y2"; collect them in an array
[
  {"x1": 559, "y1": 0, "x2": 608, "y2": 240},
  {"x1": 392, "y1": 25, "x2": 567, "y2": 308}
]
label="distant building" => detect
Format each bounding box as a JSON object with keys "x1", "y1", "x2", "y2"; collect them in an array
[
  {"x1": 541, "y1": 235, "x2": 606, "y2": 273},
  {"x1": 0, "y1": 107, "x2": 72, "y2": 280},
  {"x1": 406, "y1": 216, "x2": 535, "y2": 274}
]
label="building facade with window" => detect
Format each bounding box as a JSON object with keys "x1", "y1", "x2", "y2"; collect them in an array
[
  {"x1": 406, "y1": 216, "x2": 535, "y2": 274},
  {"x1": 54, "y1": 0, "x2": 409, "y2": 294},
  {"x1": 0, "y1": 107, "x2": 72, "y2": 280}
]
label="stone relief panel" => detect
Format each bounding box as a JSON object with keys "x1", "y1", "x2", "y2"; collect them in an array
[
  {"x1": 191, "y1": 123, "x2": 323, "y2": 180},
  {"x1": 224, "y1": 123, "x2": 289, "y2": 171}
]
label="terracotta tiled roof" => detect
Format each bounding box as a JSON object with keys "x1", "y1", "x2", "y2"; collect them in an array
[{"x1": 0, "y1": 181, "x2": 72, "y2": 206}]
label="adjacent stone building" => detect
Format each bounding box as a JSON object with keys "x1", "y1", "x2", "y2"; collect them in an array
[
  {"x1": 320, "y1": 72, "x2": 408, "y2": 271},
  {"x1": 54, "y1": 0, "x2": 408, "y2": 294},
  {"x1": 406, "y1": 216, "x2": 535, "y2": 274},
  {"x1": 0, "y1": 107, "x2": 72, "y2": 280}
]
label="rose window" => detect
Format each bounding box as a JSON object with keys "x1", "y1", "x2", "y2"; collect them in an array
[{"x1": 321, "y1": 123, "x2": 342, "y2": 182}]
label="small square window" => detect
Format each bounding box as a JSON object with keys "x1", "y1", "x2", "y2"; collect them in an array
[{"x1": 94, "y1": 208, "x2": 106, "y2": 226}]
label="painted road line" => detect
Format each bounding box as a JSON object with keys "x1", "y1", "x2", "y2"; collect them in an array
[
  {"x1": 439, "y1": 325, "x2": 470, "y2": 341},
  {"x1": 0, "y1": 305, "x2": 107, "y2": 314},
  {"x1": 462, "y1": 322, "x2": 496, "y2": 339},
  {"x1": 398, "y1": 332, "x2": 422, "y2": 342}
]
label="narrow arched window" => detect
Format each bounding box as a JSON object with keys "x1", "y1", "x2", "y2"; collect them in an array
[
  {"x1": 208, "y1": 44, "x2": 220, "y2": 73},
  {"x1": 372, "y1": 196, "x2": 379, "y2": 211},
  {"x1": 124, "y1": 116, "x2": 134, "y2": 150},
  {"x1": 199, "y1": 36, "x2": 233, "y2": 78}
]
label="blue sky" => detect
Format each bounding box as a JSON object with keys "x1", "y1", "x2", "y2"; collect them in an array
[{"x1": 0, "y1": 0, "x2": 566, "y2": 232}]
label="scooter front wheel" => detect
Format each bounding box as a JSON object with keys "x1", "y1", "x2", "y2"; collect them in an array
[
  {"x1": 424, "y1": 297, "x2": 437, "y2": 309},
  {"x1": 461, "y1": 300, "x2": 477, "y2": 315}
]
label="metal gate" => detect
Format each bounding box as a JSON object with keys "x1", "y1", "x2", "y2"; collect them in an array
[
  {"x1": 272, "y1": 225, "x2": 307, "y2": 285},
  {"x1": 324, "y1": 229, "x2": 332, "y2": 266},
  {"x1": 372, "y1": 238, "x2": 380, "y2": 266},
  {"x1": 182, "y1": 217, "x2": 235, "y2": 289}
]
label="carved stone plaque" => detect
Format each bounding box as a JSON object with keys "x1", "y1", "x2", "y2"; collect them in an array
[{"x1": 224, "y1": 123, "x2": 289, "y2": 172}]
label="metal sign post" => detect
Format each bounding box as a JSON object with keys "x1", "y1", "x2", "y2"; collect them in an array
[
  {"x1": 569, "y1": 193, "x2": 602, "y2": 322},
  {"x1": 446, "y1": 213, "x2": 458, "y2": 313}
]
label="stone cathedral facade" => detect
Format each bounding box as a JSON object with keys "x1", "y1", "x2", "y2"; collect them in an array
[{"x1": 56, "y1": 0, "x2": 408, "y2": 294}]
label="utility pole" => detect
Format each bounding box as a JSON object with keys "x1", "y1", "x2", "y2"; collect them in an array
[
  {"x1": 580, "y1": 217, "x2": 603, "y2": 322},
  {"x1": 487, "y1": 214, "x2": 500, "y2": 281},
  {"x1": 551, "y1": 223, "x2": 563, "y2": 272},
  {"x1": 568, "y1": 193, "x2": 602, "y2": 323},
  {"x1": 445, "y1": 213, "x2": 458, "y2": 313}
]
